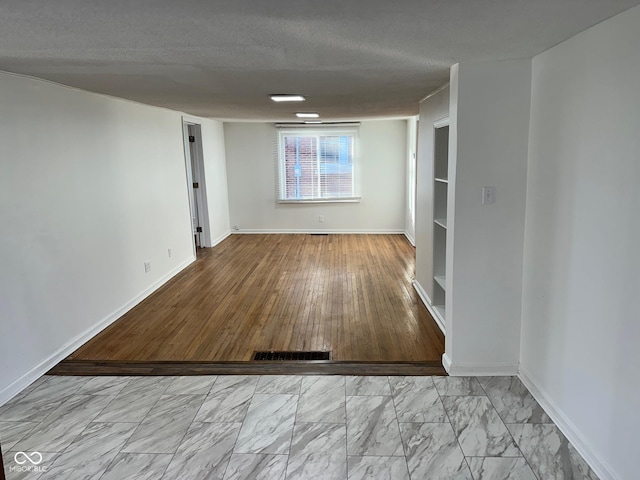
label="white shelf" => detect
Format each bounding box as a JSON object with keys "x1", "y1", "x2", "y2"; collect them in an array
[
  {"x1": 432, "y1": 122, "x2": 449, "y2": 316},
  {"x1": 434, "y1": 218, "x2": 447, "y2": 229}
]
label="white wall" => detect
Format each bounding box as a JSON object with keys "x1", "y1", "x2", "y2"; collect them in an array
[
  {"x1": 224, "y1": 120, "x2": 407, "y2": 232},
  {"x1": 521, "y1": 6, "x2": 640, "y2": 480},
  {"x1": 446, "y1": 59, "x2": 531, "y2": 374},
  {"x1": 414, "y1": 87, "x2": 450, "y2": 299},
  {"x1": 0, "y1": 73, "x2": 199, "y2": 403},
  {"x1": 198, "y1": 119, "x2": 231, "y2": 245},
  {"x1": 404, "y1": 116, "x2": 418, "y2": 244}
]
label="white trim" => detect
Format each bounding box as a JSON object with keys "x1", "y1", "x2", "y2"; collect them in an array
[
  {"x1": 404, "y1": 231, "x2": 415, "y2": 246},
  {"x1": 217, "y1": 115, "x2": 414, "y2": 123},
  {"x1": 210, "y1": 230, "x2": 232, "y2": 248},
  {"x1": 0, "y1": 70, "x2": 193, "y2": 117},
  {"x1": 276, "y1": 198, "x2": 361, "y2": 204},
  {"x1": 0, "y1": 256, "x2": 196, "y2": 406},
  {"x1": 419, "y1": 83, "x2": 450, "y2": 104},
  {"x1": 446, "y1": 362, "x2": 519, "y2": 376},
  {"x1": 519, "y1": 366, "x2": 617, "y2": 480},
  {"x1": 276, "y1": 127, "x2": 360, "y2": 202},
  {"x1": 230, "y1": 229, "x2": 405, "y2": 235},
  {"x1": 182, "y1": 119, "x2": 212, "y2": 248},
  {"x1": 442, "y1": 353, "x2": 452, "y2": 373},
  {"x1": 181, "y1": 114, "x2": 207, "y2": 124},
  {"x1": 182, "y1": 121, "x2": 198, "y2": 254},
  {"x1": 275, "y1": 122, "x2": 361, "y2": 128},
  {"x1": 412, "y1": 280, "x2": 445, "y2": 334},
  {"x1": 433, "y1": 117, "x2": 450, "y2": 129}
]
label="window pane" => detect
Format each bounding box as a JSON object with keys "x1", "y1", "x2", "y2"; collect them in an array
[
  {"x1": 319, "y1": 136, "x2": 353, "y2": 198},
  {"x1": 284, "y1": 136, "x2": 318, "y2": 199},
  {"x1": 280, "y1": 131, "x2": 356, "y2": 201}
]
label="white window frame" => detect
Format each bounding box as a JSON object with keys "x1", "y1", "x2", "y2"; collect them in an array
[{"x1": 276, "y1": 126, "x2": 361, "y2": 203}]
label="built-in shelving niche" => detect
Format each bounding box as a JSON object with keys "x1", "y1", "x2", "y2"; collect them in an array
[{"x1": 432, "y1": 120, "x2": 449, "y2": 324}]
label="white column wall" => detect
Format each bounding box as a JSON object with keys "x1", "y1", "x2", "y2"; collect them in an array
[
  {"x1": 446, "y1": 59, "x2": 532, "y2": 374},
  {"x1": 521, "y1": 5, "x2": 640, "y2": 479}
]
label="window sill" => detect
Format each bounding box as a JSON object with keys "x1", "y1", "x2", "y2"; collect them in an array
[{"x1": 277, "y1": 197, "x2": 361, "y2": 204}]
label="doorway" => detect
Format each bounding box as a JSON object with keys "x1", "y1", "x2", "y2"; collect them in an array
[{"x1": 182, "y1": 119, "x2": 210, "y2": 253}]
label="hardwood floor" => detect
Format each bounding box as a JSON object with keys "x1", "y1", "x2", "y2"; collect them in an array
[{"x1": 63, "y1": 234, "x2": 444, "y2": 368}]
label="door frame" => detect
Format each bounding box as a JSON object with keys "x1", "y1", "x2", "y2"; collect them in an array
[{"x1": 182, "y1": 116, "x2": 211, "y2": 253}]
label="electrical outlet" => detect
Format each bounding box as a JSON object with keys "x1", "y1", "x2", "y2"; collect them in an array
[
  {"x1": 482, "y1": 187, "x2": 496, "y2": 205},
  {"x1": 168, "y1": 248, "x2": 172, "y2": 258},
  {"x1": 319, "y1": 215, "x2": 325, "y2": 223},
  {"x1": 234, "y1": 224, "x2": 240, "y2": 231},
  {"x1": 144, "y1": 261, "x2": 151, "y2": 273}
]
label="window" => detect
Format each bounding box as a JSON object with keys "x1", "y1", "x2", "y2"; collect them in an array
[{"x1": 277, "y1": 127, "x2": 360, "y2": 202}]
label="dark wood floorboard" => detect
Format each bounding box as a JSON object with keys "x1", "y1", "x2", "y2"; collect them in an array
[
  {"x1": 48, "y1": 360, "x2": 446, "y2": 376},
  {"x1": 61, "y1": 234, "x2": 445, "y2": 370}
]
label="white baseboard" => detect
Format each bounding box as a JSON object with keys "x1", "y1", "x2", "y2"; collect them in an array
[
  {"x1": 447, "y1": 362, "x2": 519, "y2": 376},
  {"x1": 518, "y1": 366, "x2": 617, "y2": 480},
  {"x1": 412, "y1": 280, "x2": 445, "y2": 334},
  {"x1": 412, "y1": 280, "x2": 516, "y2": 377},
  {"x1": 0, "y1": 256, "x2": 196, "y2": 406},
  {"x1": 442, "y1": 353, "x2": 452, "y2": 373},
  {"x1": 230, "y1": 229, "x2": 405, "y2": 234},
  {"x1": 404, "y1": 231, "x2": 416, "y2": 246},
  {"x1": 209, "y1": 230, "x2": 231, "y2": 247}
]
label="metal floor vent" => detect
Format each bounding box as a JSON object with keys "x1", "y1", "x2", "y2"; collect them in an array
[{"x1": 253, "y1": 351, "x2": 331, "y2": 361}]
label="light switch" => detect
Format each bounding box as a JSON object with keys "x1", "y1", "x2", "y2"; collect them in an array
[{"x1": 482, "y1": 187, "x2": 496, "y2": 205}]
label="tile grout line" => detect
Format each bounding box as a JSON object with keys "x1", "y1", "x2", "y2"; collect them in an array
[
  {"x1": 343, "y1": 375, "x2": 350, "y2": 480},
  {"x1": 7, "y1": 376, "x2": 88, "y2": 440},
  {"x1": 386, "y1": 375, "x2": 413, "y2": 480},
  {"x1": 217, "y1": 423, "x2": 243, "y2": 480},
  {"x1": 146, "y1": 376, "x2": 234, "y2": 479},
  {"x1": 286, "y1": 376, "x2": 304, "y2": 479},
  {"x1": 26, "y1": 389, "x2": 119, "y2": 478},
  {"x1": 90, "y1": 376, "x2": 146, "y2": 424},
  {"x1": 97, "y1": 379, "x2": 176, "y2": 478},
  {"x1": 437, "y1": 377, "x2": 477, "y2": 480},
  {"x1": 190, "y1": 374, "x2": 223, "y2": 425},
  {"x1": 117, "y1": 378, "x2": 174, "y2": 456},
  {"x1": 35, "y1": 391, "x2": 112, "y2": 467},
  {"x1": 0, "y1": 377, "x2": 86, "y2": 452},
  {"x1": 155, "y1": 390, "x2": 208, "y2": 479},
  {"x1": 158, "y1": 452, "x2": 175, "y2": 480},
  {"x1": 477, "y1": 377, "x2": 541, "y2": 480},
  {"x1": 2, "y1": 420, "x2": 42, "y2": 452},
  {"x1": 220, "y1": 375, "x2": 260, "y2": 479}
]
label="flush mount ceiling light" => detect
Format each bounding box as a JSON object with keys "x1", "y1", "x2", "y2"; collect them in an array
[
  {"x1": 296, "y1": 112, "x2": 320, "y2": 118},
  {"x1": 270, "y1": 94, "x2": 305, "y2": 102}
]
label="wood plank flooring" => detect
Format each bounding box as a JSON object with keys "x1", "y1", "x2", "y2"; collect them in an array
[{"x1": 64, "y1": 234, "x2": 444, "y2": 365}]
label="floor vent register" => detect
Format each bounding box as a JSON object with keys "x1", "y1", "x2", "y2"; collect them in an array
[{"x1": 253, "y1": 351, "x2": 331, "y2": 361}]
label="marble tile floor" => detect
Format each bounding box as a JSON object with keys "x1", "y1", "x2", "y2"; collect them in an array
[{"x1": 0, "y1": 374, "x2": 599, "y2": 480}]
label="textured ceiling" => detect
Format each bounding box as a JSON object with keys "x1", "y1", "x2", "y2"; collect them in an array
[{"x1": 1, "y1": 0, "x2": 638, "y2": 121}]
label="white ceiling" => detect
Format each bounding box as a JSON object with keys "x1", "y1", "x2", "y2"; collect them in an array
[{"x1": 1, "y1": 0, "x2": 638, "y2": 121}]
